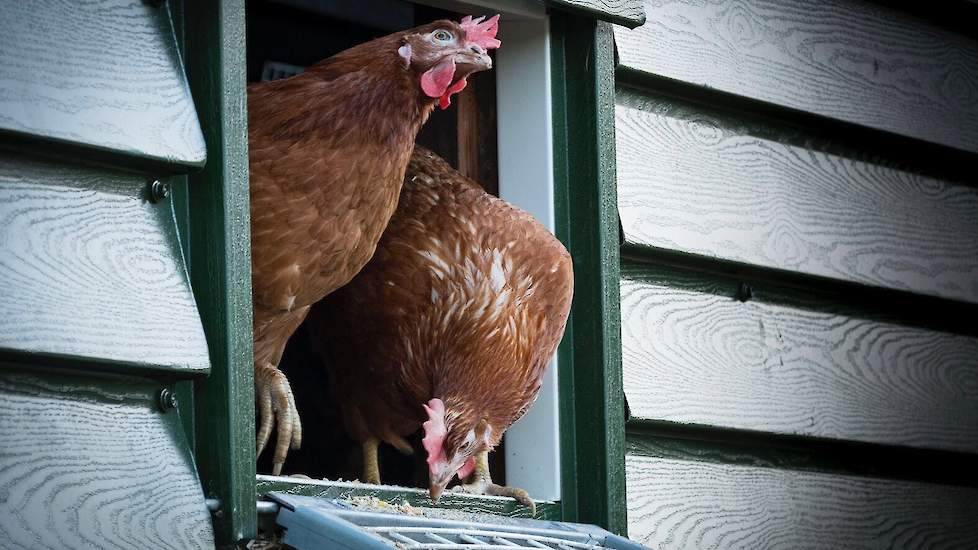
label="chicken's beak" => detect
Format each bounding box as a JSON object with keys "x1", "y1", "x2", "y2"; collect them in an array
[
  {"x1": 429, "y1": 483, "x2": 445, "y2": 502},
  {"x1": 455, "y1": 45, "x2": 493, "y2": 74},
  {"x1": 428, "y1": 466, "x2": 454, "y2": 503}
]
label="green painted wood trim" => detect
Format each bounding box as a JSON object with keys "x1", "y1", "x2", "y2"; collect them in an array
[
  {"x1": 256, "y1": 477, "x2": 560, "y2": 521},
  {"x1": 183, "y1": 0, "x2": 256, "y2": 546},
  {"x1": 550, "y1": 14, "x2": 627, "y2": 536},
  {"x1": 551, "y1": 23, "x2": 579, "y2": 527},
  {"x1": 545, "y1": 0, "x2": 646, "y2": 29}
]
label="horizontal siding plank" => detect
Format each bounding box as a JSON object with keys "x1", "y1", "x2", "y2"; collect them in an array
[
  {"x1": 0, "y1": 153, "x2": 209, "y2": 373},
  {"x1": 0, "y1": 370, "x2": 214, "y2": 549},
  {"x1": 625, "y1": 454, "x2": 978, "y2": 549},
  {"x1": 613, "y1": 0, "x2": 978, "y2": 153},
  {"x1": 616, "y1": 89, "x2": 978, "y2": 304},
  {"x1": 620, "y1": 266, "x2": 978, "y2": 453},
  {"x1": 0, "y1": 0, "x2": 205, "y2": 168}
]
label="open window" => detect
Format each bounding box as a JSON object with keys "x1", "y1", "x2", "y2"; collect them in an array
[{"x1": 246, "y1": 0, "x2": 561, "y2": 514}]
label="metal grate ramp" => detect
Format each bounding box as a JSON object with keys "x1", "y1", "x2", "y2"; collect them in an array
[{"x1": 268, "y1": 492, "x2": 650, "y2": 550}]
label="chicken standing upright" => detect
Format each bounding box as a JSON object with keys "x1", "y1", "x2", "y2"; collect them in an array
[
  {"x1": 248, "y1": 17, "x2": 501, "y2": 475},
  {"x1": 307, "y1": 147, "x2": 574, "y2": 511}
]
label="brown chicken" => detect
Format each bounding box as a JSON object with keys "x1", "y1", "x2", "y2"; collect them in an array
[
  {"x1": 248, "y1": 16, "x2": 501, "y2": 475},
  {"x1": 307, "y1": 147, "x2": 574, "y2": 511}
]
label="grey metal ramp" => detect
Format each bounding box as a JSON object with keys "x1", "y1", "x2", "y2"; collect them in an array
[{"x1": 268, "y1": 492, "x2": 650, "y2": 550}]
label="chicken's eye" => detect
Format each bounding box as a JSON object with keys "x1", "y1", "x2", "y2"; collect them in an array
[{"x1": 432, "y1": 30, "x2": 453, "y2": 43}]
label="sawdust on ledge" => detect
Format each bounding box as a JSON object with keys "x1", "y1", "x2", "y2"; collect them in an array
[{"x1": 343, "y1": 495, "x2": 425, "y2": 516}]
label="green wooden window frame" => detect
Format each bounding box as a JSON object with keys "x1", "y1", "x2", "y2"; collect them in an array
[
  {"x1": 182, "y1": 1, "x2": 257, "y2": 546},
  {"x1": 551, "y1": 13, "x2": 627, "y2": 535},
  {"x1": 177, "y1": 2, "x2": 628, "y2": 545}
]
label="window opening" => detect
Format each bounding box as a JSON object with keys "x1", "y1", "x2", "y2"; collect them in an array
[{"x1": 246, "y1": 0, "x2": 558, "y2": 504}]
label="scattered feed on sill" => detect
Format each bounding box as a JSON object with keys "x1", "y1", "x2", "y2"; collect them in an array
[{"x1": 344, "y1": 495, "x2": 424, "y2": 517}]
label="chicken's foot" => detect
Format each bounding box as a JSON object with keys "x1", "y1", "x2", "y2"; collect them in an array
[
  {"x1": 453, "y1": 450, "x2": 536, "y2": 515},
  {"x1": 255, "y1": 361, "x2": 302, "y2": 475},
  {"x1": 362, "y1": 438, "x2": 381, "y2": 484}
]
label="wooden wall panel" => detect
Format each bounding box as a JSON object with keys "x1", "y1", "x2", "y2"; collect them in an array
[
  {"x1": 616, "y1": 89, "x2": 978, "y2": 304},
  {"x1": 0, "y1": 371, "x2": 214, "y2": 549},
  {"x1": 0, "y1": 0, "x2": 206, "y2": 167},
  {"x1": 613, "y1": 0, "x2": 978, "y2": 153},
  {"x1": 616, "y1": 2, "x2": 978, "y2": 544},
  {"x1": 625, "y1": 454, "x2": 978, "y2": 549},
  {"x1": 620, "y1": 267, "x2": 978, "y2": 453},
  {"x1": 0, "y1": 153, "x2": 210, "y2": 373}
]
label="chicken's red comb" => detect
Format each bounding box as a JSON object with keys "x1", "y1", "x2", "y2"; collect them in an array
[
  {"x1": 460, "y1": 15, "x2": 501, "y2": 50},
  {"x1": 422, "y1": 398, "x2": 447, "y2": 466}
]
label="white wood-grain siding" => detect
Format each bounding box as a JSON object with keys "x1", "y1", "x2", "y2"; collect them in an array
[
  {"x1": 626, "y1": 455, "x2": 978, "y2": 549},
  {"x1": 620, "y1": 268, "x2": 978, "y2": 454},
  {"x1": 616, "y1": 89, "x2": 978, "y2": 304},
  {"x1": 613, "y1": 0, "x2": 978, "y2": 153}
]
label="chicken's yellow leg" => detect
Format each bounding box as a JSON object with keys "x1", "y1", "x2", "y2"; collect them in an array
[
  {"x1": 455, "y1": 450, "x2": 535, "y2": 515},
  {"x1": 362, "y1": 438, "x2": 381, "y2": 485}
]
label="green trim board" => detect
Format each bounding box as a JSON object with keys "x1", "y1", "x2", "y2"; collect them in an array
[
  {"x1": 612, "y1": 0, "x2": 978, "y2": 155},
  {"x1": 183, "y1": 0, "x2": 257, "y2": 546},
  {"x1": 546, "y1": 0, "x2": 645, "y2": 29},
  {"x1": 257, "y1": 477, "x2": 559, "y2": 521},
  {"x1": 551, "y1": 14, "x2": 627, "y2": 535},
  {"x1": 0, "y1": 0, "x2": 205, "y2": 170},
  {"x1": 551, "y1": 17, "x2": 578, "y2": 528}
]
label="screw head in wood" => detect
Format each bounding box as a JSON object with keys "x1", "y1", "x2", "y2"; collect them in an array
[
  {"x1": 158, "y1": 388, "x2": 178, "y2": 412},
  {"x1": 736, "y1": 282, "x2": 753, "y2": 302},
  {"x1": 149, "y1": 179, "x2": 170, "y2": 203}
]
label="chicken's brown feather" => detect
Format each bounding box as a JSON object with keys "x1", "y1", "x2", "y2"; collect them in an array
[{"x1": 308, "y1": 147, "x2": 573, "y2": 459}]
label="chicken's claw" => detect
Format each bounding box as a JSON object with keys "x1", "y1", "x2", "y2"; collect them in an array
[
  {"x1": 487, "y1": 484, "x2": 536, "y2": 516},
  {"x1": 255, "y1": 362, "x2": 302, "y2": 475},
  {"x1": 452, "y1": 479, "x2": 536, "y2": 516},
  {"x1": 451, "y1": 450, "x2": 536, "y2": 516}
]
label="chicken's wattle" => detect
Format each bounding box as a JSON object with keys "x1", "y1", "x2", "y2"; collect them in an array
[{"x1": 421, "y1": 59, "x2": 470, "y2": 110}]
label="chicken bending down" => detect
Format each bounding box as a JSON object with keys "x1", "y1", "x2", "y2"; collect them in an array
[
  {"x1": 248, "y1": 16, "x2": 501, "y2": 475},
  {"x1": 307, "y1": 147, "x2": 574, "y2": 513}
]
